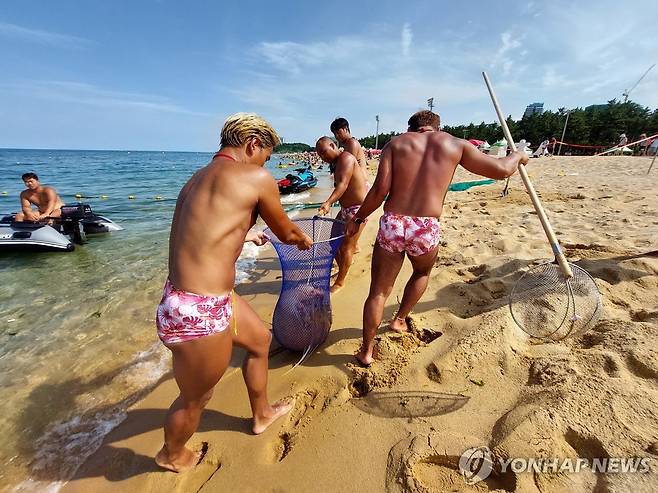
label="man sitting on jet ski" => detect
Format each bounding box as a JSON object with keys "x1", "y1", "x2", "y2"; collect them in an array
[{"x1": 16, "y1": 172, "x2": 65, "y2": 223}]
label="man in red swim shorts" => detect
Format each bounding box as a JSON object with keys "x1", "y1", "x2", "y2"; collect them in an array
[
  {"x1": 155, "y1": 113, "x2": 312, "y2": 472},
  {"x1": 347, "y1": 110, "x2": 528, "y2": 366}
]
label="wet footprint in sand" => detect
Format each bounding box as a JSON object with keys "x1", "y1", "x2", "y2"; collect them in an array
[
  {"x1": 267, "y1": 392, "x2": 316, "y2": 463},
  {"x1": 267, "y1": 384, "x2": 344, "y2": 464},
  {"x1": 153, "y1": 442, "x2": 223, "y2": 493}
]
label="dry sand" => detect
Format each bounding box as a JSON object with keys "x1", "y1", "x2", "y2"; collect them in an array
[{"x1": 61, "y1": 156, "x2": 658, "y2": 492}]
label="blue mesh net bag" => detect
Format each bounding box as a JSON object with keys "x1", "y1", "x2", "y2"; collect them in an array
[{"x1": 264, "y1": 217, "x2": 345, "y2": 352}]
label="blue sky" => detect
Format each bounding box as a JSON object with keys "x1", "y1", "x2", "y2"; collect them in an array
[{"x1": 1, "y1": 0, "x2": 656, "y2": 151}]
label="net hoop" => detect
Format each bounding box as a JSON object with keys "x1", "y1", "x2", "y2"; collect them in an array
[
  {"x1": 509, "y1": 261, "x2": 602, "y2": 341},
  {"x1": 267, "y1": 217, "x2": 346, "y2": 245}
]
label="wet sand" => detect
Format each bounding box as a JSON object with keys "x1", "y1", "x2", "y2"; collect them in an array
[{"x1": 61, "y1": 156, "x2": 658, "y2": 492}]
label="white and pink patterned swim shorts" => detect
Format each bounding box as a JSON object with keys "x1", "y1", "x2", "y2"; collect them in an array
[
  {"x1": 376, "y1": 212, "x2": 441, "y2": 257},
  {"x1": 337, "y1": 204, "x2": 363, "y2": 222},
  {"x1": 156, "y1": 279, "x2": 233, "y2": 345}
]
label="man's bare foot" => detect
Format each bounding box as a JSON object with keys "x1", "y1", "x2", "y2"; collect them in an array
[
  {"x1": 330, "y1": 281, "x2": 344, "y2": 293},
  {"x1": 390, "y1": 316, "x2": 409, "y2": 333},
  {"x1": 155, "y1": 443, "x2": 205, "y2": 473},
  {"x1": 355, "y1": 347, "x2": 374, "y2": 367},
  {"x1": 252, "y1": 399, "x2": 294, "y2": 435}
]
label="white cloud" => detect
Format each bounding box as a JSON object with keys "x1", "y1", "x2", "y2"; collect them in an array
[
  {"x1": 541, "y1": 67, "x2": 571, "y2": 88},
  {"x1": 254, "y1": 37, "x2": 370, "y2": 75},
  {"x1": 238, "y1": 5, "x2": 658, "y2": 142},
  {"x1": 6, "y1": 80, "x2": 208, "y2": 116},
  {"x1": 491, "y1": 31, "x2": 523, "y2": 76},
  {"x1": 232, "y1": 27, "x2": 494, "y2": 142},
  {"x1": 0, "y1": 21, "x2": 91, "y2": 49},
  {"x1": 401, "y1": 23, "x2": 412, "y2": 57}
]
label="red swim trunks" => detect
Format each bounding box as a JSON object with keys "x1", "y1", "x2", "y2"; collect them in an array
[
  {"x1": 156, "y1": 279, "x2": 233, "y2": 344},
  {"x1": 376, "y1": 212, "x2": 441, "y2": 257}
]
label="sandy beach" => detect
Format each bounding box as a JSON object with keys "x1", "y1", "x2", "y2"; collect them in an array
[{"x1": 59, "y1": 155, "x2": 658, "y2": 493}]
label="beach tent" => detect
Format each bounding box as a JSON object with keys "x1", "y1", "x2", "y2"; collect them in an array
[
  {"x1": 489, "y1": 139, "x2": 508, "y2": 157},
  {"x1": 612, "y1": 146, "x2": 634, "y2": 155},
  {"x1": 468, "y1": 139, "x2": 485, "y2": 147},
  {"x1": 479, "y1": 141, "x2": 491, "y2": 149},
  {"x1": 517, "y1": 139, "x2": 532, "y2": 156}
]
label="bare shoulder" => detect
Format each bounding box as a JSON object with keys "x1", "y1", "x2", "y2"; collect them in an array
[
  {"x1": 386, "y1": 133, "x2": 408, "y2": 149},
  {"x1": 247, "y1": 164, "x2": 276, "y2": 184},
  {"x1": 338, "y1": 151, "x2": 357, "y2": 168},
  {"x1": 432, "y1": 131, "x2": 458, "y2": 143},
  {"x1": 430, "y1": 131, "x2": 462, "y2": 150},
  {"x1": 241, "y1": 165, "x2": 278, "y2": 196},
  {"x1": 345, "y1": 138, "x2": 362, "y2": 152}
]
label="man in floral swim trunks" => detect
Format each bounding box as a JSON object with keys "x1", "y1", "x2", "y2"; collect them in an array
[
  {"x1": 316, "y1": 136, "x2": 369, "y2": 293},
  {"x1": 347, "y1": 110, "x2": 529, "y2": 366},
  {"x1": 155, "y1": 113, "x2": 312, "y2": 472}
]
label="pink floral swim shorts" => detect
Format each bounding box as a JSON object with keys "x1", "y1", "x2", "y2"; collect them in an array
[
  {"x1": 156, "y1": 279, "x2": 233, "y2": 345},
  {"x1": 376, "y1": 212, "x2": 441, "y2": 257},
  {"x1": 337, "y1": 204, "x2": 363, "y2": 222}
]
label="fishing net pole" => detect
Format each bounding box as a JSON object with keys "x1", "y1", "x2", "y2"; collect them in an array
[{"x1": 483, "y1": 72, "x2": 601, "y2": 341}]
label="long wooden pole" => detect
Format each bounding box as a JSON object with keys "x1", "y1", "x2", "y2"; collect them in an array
[
  {"x1": 482, "y1": 71, "x2": 573, "y2": 279},
  {"x1": 648, "y1": 145, "x2": 658, "y2": 174},
  {"x1": 557, "y1": 111, "x2": 570, "y2": 156}
]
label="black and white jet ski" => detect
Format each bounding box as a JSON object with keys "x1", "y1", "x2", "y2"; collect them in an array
[{"x1": 0, "y1": 203, "x2": 123, "y2": 252}]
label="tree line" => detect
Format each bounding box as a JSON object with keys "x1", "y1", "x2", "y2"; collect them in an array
[
  {"x1": 274, "y1": 142, "x2": 312, "y2": 153},
  {"x1": 358, "y1": 131, "x2": 401, "y2": 150},
  {"x1": 357, "y1": 100, "x2": 658, "y2": 154}
]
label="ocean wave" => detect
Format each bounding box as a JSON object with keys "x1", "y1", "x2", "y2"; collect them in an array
[
  {"x1": 235, "y1": 240, "x2": 260, "y2": 284},
  {"x1": 13, "y1": 235, "x2": 269, "y2": 493},
  {"x1": 279, "y1": 191, "x2": 310, "y2": 204},
  {"x1": 13, "y1": 343, "x2": 170, "y2": 492}
]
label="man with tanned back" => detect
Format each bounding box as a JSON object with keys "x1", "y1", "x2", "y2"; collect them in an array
[
  {"x1": 316, "y1": 137, "x2": 368, "y2": 292},
  {"x1": 155, "y1": 113, "x2": 313, "y2": 472},
  {"x1": 346, "y1": 110, "x2": 528, "y2": 366},
  {"x1": 330, "y1": 117, "x2": 370, "y2": 182},
  {"x1": 16, "y1": 173, "x2": 65, "y2": 222}
]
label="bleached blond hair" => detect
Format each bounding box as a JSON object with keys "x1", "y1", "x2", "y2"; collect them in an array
[{"x1": 220, "y1": 112, "x2": 281, "y2": 149}]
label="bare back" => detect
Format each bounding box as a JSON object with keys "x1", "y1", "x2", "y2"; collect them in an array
[
  {"x1": 343, "y1": 137, "x2": 369, "y2": 181},
  {"x1": 169, "y1": 159, "x2": 270, "y2": 295},
  {"x1": 378, "y1": 131, "x2": 522, "y2": 218},
  {"x1": 383, "y1": 132, "x2": 461, "y2": 217},
  {"x1": 333, "y1": 151, "x2": 368, "y2": 208}
]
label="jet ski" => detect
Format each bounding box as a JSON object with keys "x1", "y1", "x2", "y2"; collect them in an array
[
  {"x1": 277, "y1": 167, "x2": 318, "y2": 195},
  {"x1": 0, "y1": 203, "x2": 123, "y2": 252}
]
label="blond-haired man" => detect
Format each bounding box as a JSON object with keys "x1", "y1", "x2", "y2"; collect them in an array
[{"x1": 155, "y1": 113, "x2": 312, "y2": 472}]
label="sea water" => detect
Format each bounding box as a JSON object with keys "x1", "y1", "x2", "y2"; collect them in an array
[{"x1": 0, "y1": 149, "x2": 330, "y2": 492}]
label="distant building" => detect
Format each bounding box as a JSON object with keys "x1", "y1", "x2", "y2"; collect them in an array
[
  {"x1": 523, "y1": 102, "x2": 544, "y2": 118},
  {"x1": 585, "y1": 104, "x2": 609, "y2": 112}
]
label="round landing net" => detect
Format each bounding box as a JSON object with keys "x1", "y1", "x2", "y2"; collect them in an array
[
  {"x1": 509, "y1": 262, "x2": 602, "y2": 341},
  {"x1": 265, "y1": 217, "x2": 345, "y2": 352}
]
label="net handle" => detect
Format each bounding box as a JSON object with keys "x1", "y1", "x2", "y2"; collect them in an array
[{"x1": 482, "y1": 71, "x2": 573, "y2": 279}]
